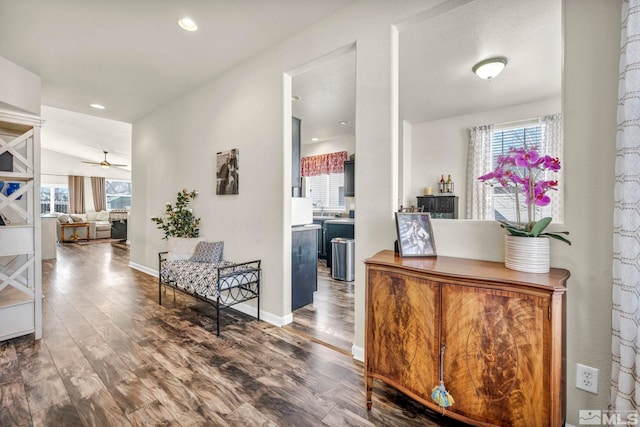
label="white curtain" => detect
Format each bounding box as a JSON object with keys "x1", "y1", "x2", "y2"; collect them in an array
[
  {"x1": 539, "y1": 114, "x2": 564, "y2": 222},
  {"x1": 611, "y1": 0, "x2": 640, "y2": 413},
  {"x1": 466, "y1": 124, "x2": 494, "y2": 220}
]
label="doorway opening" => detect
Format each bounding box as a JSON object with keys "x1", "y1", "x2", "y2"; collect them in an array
[{"x1": 287, "y1": 46, "x2": 356, "y2": 355}]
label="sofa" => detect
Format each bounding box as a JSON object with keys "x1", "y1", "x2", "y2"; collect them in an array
[{"x1": 55, "y1": 210, "x2": 111, "y2": 241}]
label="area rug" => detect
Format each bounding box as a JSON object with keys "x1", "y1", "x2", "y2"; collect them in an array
[{"x1": 76, "y1": 238, "x2": 125, "y2": 245}]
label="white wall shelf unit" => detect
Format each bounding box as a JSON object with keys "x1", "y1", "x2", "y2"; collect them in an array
[{"x1": 0, "y1": 108, "x2": 43, "y2": 341}]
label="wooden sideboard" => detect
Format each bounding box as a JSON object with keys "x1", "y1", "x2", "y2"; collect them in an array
[{"x1": 364, "y1": 250, "x2": 569, "y2": 427}]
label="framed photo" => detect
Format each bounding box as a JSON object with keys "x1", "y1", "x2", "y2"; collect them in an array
[
  {"x1": 216, "y1": 149, "x2": 239, "y2": 195},
  {"x1": 395, "y1": 212, "x2": 437, "y2": 257}
]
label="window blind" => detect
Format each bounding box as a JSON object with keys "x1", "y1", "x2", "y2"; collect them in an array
[{"x1": 307, "y1": 173, "x2": 345, "y2": 209}]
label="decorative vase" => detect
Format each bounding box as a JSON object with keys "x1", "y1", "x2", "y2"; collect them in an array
[
  {"x1": 504, "y1": 235, "x2": 550, "y2": 273},
  {"x1": 6, "y1": 182, "x2": 21, "y2": 200}
]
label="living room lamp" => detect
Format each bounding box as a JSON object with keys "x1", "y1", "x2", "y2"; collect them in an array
[{"x1": 472, "y1": 57, "x2": 508, "y2": 80}]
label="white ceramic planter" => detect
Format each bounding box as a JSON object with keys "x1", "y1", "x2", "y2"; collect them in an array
[{"x1": 504, "y1": 235, "x2": 550, "y2": 273}]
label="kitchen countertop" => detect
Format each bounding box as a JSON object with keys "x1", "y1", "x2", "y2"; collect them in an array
[
  {"x1": 292, "y1": 224, "x2": 321, "y2": 232},
  {"x1": 323, "y1": 218, "x2": 355, "y2": 225}
]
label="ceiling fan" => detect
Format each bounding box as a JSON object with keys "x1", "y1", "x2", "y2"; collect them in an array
[{"x1": 81, "y1": 150, "x2": 127, "y2": 169}]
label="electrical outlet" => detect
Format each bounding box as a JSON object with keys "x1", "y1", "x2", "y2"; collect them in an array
[{"x1": 576, "y1": 363, "x2": 599, "y2": 394}]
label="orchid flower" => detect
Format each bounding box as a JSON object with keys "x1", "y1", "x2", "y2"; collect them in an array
[{"x1": 477, "y1": 145, "x2": 570, "y2": 245}]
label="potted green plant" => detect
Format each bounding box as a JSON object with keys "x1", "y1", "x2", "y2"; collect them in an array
[
  {"x1": 151, "y1": 189, "x2": 200, "y2": 239},
  {"x1": 478, "y1": 146, "x2": 570, "y2": 273}
]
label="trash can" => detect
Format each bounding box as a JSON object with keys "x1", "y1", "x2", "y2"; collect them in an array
[{"x1": 331, "y1": 237, "x2": 354, "y2": 281}]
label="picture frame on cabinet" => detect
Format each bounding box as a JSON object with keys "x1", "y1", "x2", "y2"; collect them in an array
[
  {"x1": 216, "y1": 149, "x2": 239, "y2": 195},
  {"x1": 395, "y1": 212, "x2": 436, "y2": 257}
]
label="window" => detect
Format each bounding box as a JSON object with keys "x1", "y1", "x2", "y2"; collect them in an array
[
  {"x1": 105, "y1": 179, "x2": 131, "y2": 210},
  {"x1": 40, "y1": 185, "x2": 68, "y2": 214},
  {"x1": 306, "y1": 173, "x2": 345, "y2": 210},
  {"x1": 467, "y1": 114, "x2": 563, "y2": 223}
]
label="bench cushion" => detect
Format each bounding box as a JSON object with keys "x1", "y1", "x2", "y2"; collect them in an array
[{"x1": 160, "y1": 260, "x2": 260, "y2": 300}]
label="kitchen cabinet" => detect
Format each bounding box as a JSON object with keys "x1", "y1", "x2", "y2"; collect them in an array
[
  {"x1": 344, "y1": 160, "x2": 354, "y2": 197},
  {"x1": 324, "y1": 219, "x2": 354, "y2": 270},
  {"x1": 416, "y1": 195, "x2": 458, "y2": 219},
  {"x1": 292, "y1": 225, "x2": 318, "y2": 310},
  {"x1": 312, "y1": 218, "x2": 327, "y2": 259},
  {"x1": 365, "y1": 250, "x2": 569, "y2": 427},
  {"x1": 0, "y1": 109, "x2": 43, "y2": 342}
]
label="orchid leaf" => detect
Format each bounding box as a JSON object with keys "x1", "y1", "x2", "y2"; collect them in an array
[
  {"x1": 501, "y1": 225, "x2": 530, "y2": 237},
  {"x1": 530, "y1": 217, "x2": 552, "y2": 237},
  {"x1": 542, "y1": 232, "x2": 572, "y2": 246}
]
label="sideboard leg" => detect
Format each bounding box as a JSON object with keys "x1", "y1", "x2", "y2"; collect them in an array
[{"x1": 366, "y1": 375, "x2": 373, "y2": 410}]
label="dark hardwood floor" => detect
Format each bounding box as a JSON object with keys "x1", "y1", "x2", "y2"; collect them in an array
[
  {"x1": 287, "y1": 260, "x2": 354, "y2": 355},
  {"x1": 0, "y1": 242, "x2": 467, "y2": 426}
]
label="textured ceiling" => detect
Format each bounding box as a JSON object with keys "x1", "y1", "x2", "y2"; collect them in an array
[{"x1": 400, "y1": 0, "x2": 561, "y2": 124}]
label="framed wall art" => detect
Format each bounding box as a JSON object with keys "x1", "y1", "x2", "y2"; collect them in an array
[
  {"x1": 216, "y1": 149, "x2": 239, "y2": 195},
  {"x1": 395, "y1": 211, "x2": 436, "y2": 257}
]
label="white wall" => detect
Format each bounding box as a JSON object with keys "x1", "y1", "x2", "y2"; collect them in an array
[
  {"x1": 0, "y1": 56, "x2": 40, "y2": 115},
  {"x1": 300, "y1": 134, "x2": 355, "y2": 157},
  {"x1": 130, "y1": 0, "x2": 620, "y2": 423},
  {"x1": 409, "y1": 97, "x2": 561, "y2": 216},
  {"x1": 563, "y1": 0, "x2": 618, "y2": 421},
  {"x1": 130, "y1": 0, "x2": 432, "y2": 327}
]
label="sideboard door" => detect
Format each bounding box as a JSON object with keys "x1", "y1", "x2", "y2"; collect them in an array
[
  {"x1": 366, "y1": 267, "x2": 440, "y2": 403},
  {"x1": 440, "y1": 284, "x2": 551, "y2": 426}
]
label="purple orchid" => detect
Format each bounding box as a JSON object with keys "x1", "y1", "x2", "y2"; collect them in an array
[{"x1": 477, "y1": 146, "x2": 569, "y2": 245}]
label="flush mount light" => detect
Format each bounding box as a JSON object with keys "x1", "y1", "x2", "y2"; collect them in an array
[
  {"x1": 472, "y1": 57, "x2": 508, "y2": 80},
  {"x1": 90, "y1": 103, "x2": 106, "y2": 110},
  {"x1": 339, "y1": 121, "x2": 348, "y2": 125},
  {"x1": 311, "y1": 137, "x2": 319, "y2": 142},
  {"x1": 178, "y1": 17, "x2": 198, "y2": 32}
]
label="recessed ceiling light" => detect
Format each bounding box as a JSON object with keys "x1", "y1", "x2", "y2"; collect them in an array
[
  {"x1": 178, "y1": 17, "x2": 198, "y2": 32},
  {"x1": 472, "y1": 57, "x2": 508, "y2": 80},
  {"x1": 90, "y1": 104, "x2": 106, "y2": 110},
  {"x1": 292, "y1": 95, "x2": 301, "y2": 102},
  {"x1": 339, "y1": 121, "x2": 348, "y2": 125},
  {"x1": 311, "y1": 137, "x2": 319, "y2": 142}
]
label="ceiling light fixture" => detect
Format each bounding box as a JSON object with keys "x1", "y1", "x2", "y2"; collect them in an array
[
  {"x1": 90, "y1": 103, "x2": 106, "y2": 110},
  {"x1": 178, "y1": 17, "x2": 198, "y2": 32},
  {"x1": 311, "y1": 137, "x2": 319, "y2": 142},
  {"x1": 472, "y1": 57, "x2": 508, "y2": 80},
  {"x1": 339, "y1": 121, "x2": 348, "y2": 125}
]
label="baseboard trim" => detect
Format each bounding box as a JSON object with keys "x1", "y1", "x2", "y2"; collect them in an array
[
  {"x1": 127, "y1": 262, "x2": 291, "y2": 328},
  {"x1": 232, "y1": 302, "x2": 292, "y2": 327},
  {"x1": 352, "y1": 344, "x2": 364, "y2": 362},
  {"x1": 129, "y1": 262, "x2": 157, "y2": 277}
]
